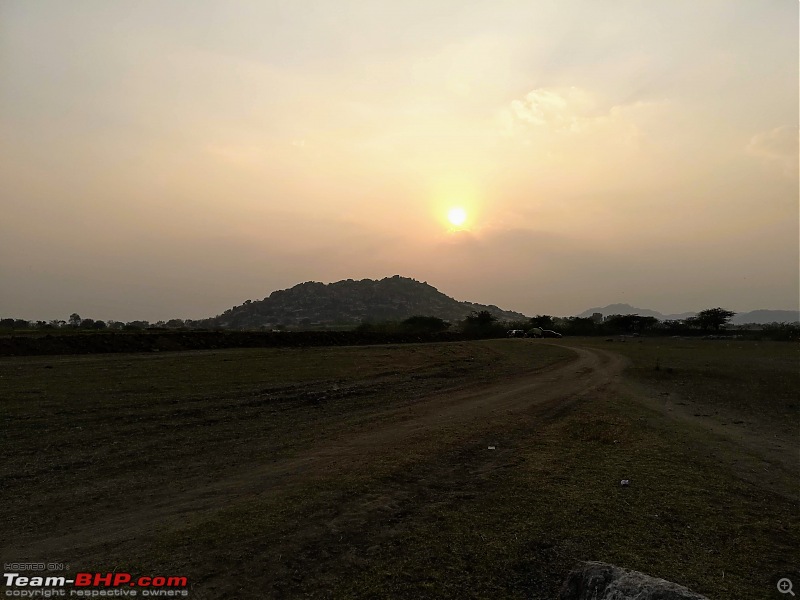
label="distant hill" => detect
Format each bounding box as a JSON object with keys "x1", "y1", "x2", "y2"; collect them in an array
[
  {"x1": 730, "y1": 310, "x2": 800, "y2": 325},
  {"x1": 213, "y1": 276, "x2": 528, "y2": 328},
  {"x1": 575, "y1": 304, "x2": 695, "y2": 321},
  {"x1": 576, "y1": 304, "x2": 799, "y2": 324}
]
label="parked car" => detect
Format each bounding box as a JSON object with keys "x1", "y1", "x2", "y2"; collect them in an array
[
  {"x1": 541, "y1": 329, "x2": 562, "y2": 338},
  {"x1": 507, "y1": 329, "x2": 526, "y2": 338}
]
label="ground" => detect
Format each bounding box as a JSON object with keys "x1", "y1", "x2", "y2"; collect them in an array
[{"x1": 1, "y1": 338, "x2": 798, "y2": 599}]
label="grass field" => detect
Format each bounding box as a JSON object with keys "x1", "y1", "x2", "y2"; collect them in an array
[{"x1": 1, "y1": 338, "x2": 797, "y2": 599}]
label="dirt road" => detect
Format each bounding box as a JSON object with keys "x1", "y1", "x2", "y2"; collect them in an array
[{"x1": 10, "y1": 346, "x2": 625, "y2": 559}]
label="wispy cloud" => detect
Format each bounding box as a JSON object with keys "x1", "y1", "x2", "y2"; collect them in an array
[
  {"x1": 497, "y1": 86, "x2": 661, "y2": 144},
  {"x1": 506, "y1": 87, "x2": 594, "y2": 132}
]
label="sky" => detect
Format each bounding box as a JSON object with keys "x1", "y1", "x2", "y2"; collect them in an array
[{"x1": 1, "y1": 0, "x2": 798, "y2": 321}]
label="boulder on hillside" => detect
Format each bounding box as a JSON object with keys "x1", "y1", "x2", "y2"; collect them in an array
[{"x1": 560, "y1": 562, "x2": 709, "y2": 600}]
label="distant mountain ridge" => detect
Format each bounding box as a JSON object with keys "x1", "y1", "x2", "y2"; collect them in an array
[
  {"x1": 575, "y1": 304, "x2": 695, "y2": 321},
  {"x1": 214, "y1": 276, "x2": 528, "y2": 328},
  {"x1": 575, "y1": 303, "x2": 799, "y2": 324},
  {"x1": 729, "y1": 310, "x2": 800, "y2": 325}
]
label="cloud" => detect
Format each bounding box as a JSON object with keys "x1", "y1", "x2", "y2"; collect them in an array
[
  {"x1": 746, "y1": 126, "x2": 799, "y2": 175},
  {"x1": 498, "y1": 86, "x2": 659, "y2": 139},
  {"x1": 507, "y1": 87, "x2": 594, "y2": 131}
]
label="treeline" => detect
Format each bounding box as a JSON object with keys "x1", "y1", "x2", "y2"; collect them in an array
[
  {"x1": 356, "y1": 311, "x2": 516, "y2": 338},
  {"x1": 0, "y1": 313, "x2": 218, "y2": 332},
  {"x1": 507, "y1": 308, "x2": 799, "y2": 341},
  {"x1": 3, "y1": 308, "x2": 798, "y2": 341},
  {"x1": 358, "y1": 309, "x2": 799, "y2": 341}
]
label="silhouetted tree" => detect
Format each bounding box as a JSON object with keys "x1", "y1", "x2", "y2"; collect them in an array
[
  {"x1": 462, "y1": 310, "x2": 504, "y2": 338},
  {"x1": 68, "y1": 313, "x2": 82, "y2": 328},
  {"x1": 401, "y1": 315, "x2": 450, "y2": 333},
  {"x1": 465, "y1": 310, "x2": 497, "y2": 326},
  {"x1": 660, "y1": 319, "x2": 684, "y2": 334},
  {"x1": 558, "y1": 317, "x2": 597, "y2": 336},
  {"x1": 696, "y1": 307, "x2": 736, "y2": 331},
  {"x1": 604, "y1": 314, "x2": 659, "y2": 334},
  {"x1": 529, "y1": 315, "x2": 555, "y2": 329}
]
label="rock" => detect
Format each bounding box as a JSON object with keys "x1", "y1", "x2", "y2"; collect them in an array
[{"x1": 560, "y1": 562, "x2": 709, "y2": 600}]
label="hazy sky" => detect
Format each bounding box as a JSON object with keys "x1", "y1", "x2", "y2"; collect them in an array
[{"x1": 1, "y1": 0, "x2": 798, "y2": 321}]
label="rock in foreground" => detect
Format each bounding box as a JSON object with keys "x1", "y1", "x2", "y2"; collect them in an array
[{"x1": 560, "y1": 562, "x2": 709, "y2": 600}]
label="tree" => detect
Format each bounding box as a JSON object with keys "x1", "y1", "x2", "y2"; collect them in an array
[
  {"x1": 696, "y1": 307, "x2": 736, "y2": 331},
  {"x1": 660, "y1": 319, "x2": 683, "y2": 334},
  {"x1": 401, "y1": 315, "x2": 450, "y2": 333},
  {"x1": 69, "y1": 313, "x2": 82, "y2": 327},
  {"x1": 604, "y1": 314, "x2": 659, "y2": 334},
  {"x1": 559, "y1": 317, "x2": 597, "y2": 336},
  {"x1": 465, "y1": 310, "x2": 497, "y2": 326},
  {"x1": 529, "y1": 315, "x2": 555, "y2": 329},
  {"x1": 462, "y1": 310, "x2": 504, "y2": 338}
]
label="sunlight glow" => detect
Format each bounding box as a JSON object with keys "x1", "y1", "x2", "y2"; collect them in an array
[{"x1": 447, "y1": 207, "x2": 467, "y2": 227}]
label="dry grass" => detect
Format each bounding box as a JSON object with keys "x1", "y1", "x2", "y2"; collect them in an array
[{"x1": 2, "y1": 338, "x2": 797, "y2": 599}]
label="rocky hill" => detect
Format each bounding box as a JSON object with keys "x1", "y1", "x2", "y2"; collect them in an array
[{"x1": 213, "y1": 276, "x2": 528, "y2": 329}]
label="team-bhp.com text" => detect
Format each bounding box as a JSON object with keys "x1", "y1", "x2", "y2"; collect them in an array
[{"x1": 3, "y1": 573, "x2": 188, "y2": 597}]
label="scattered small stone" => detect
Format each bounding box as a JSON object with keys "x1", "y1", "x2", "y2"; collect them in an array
[
  {"x1": 487, "y1": 446, "x2": 496, "y2": 450},
  {"x1": 620, "y1": 479, "x2": 630, "y2": 486}
]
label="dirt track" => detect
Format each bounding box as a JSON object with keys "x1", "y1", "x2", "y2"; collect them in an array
[{"x1": 10, "y1": 346, "x2": 625, "y2": 562}]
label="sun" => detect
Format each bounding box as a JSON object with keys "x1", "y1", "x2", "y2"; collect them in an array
[{"x1": 447, "y1": 207, "x2": 467, "y2": 227}]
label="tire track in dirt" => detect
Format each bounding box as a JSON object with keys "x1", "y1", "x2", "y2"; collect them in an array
[{"x1": 9, "y1": 345, "x2": 627, "y2": 562}]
